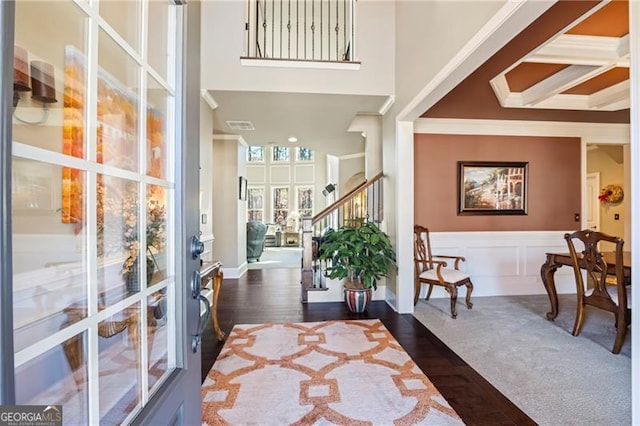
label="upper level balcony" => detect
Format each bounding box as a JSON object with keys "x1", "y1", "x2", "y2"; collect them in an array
[
  {"x1": 243, "y1": 0, "x2": 357, "y2": 66},
  {"x1": 201, "y1": 0, "x2": 394, "y2": 97}
]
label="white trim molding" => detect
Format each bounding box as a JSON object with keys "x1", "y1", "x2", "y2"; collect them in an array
[{"x1": 414, "y1": 118, "x2": 630, "y2": 145}]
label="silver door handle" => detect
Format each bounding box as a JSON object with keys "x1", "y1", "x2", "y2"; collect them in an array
[
  {"x1": 192, "y1": 294, "x2": 211, "y2": 353},
  {"x1": 191, "y1": 235, "x2": 204, "y2": 259}
]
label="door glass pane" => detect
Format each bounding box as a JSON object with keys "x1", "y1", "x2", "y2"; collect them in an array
[
  {"x1": 148, "y1": 288, "x2": 169, "y2": 391},
  {"x1": 147, "y1": 75, "x2": 169, "y2": 179},
  {"x1": 100, "y1": 0, "x2": 141, "y2": 53},
  {"x1": 12, "y1": 160, "x2": 87, "y2": 352},
  {"x1": 98, "y1": 29, "x2": 140, "y2": 172},
  {"x1": 99, "y1": 304, "x2": 142, "y2": 423},
  {"x1": 147, "y1": 184, "x2": 168, "y2": 284},
  {"x1": 97, "y1": 175, "x2": 140, "y2": 305},
  {"x1": 147, "y1": 0, "x2": 171, "y2": 81},
  {"x1": 13, "y1": 1, "x2": 86, "y2": 155},
  {"x1": 16, "y1": 333, "x2": 89, "y2": 425}
]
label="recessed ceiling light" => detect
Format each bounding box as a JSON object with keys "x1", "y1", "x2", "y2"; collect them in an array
[{"x1": 287, "y1": 136, "x2": 298, "y2": 143}]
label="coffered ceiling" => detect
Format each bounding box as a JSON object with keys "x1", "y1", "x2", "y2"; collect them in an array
[
  {"x1": 424, "y1": 0, "x2": 630, "y2": 124},
  {"x1": 490, "y1": 0, "x2": 629, "y2": 112}
]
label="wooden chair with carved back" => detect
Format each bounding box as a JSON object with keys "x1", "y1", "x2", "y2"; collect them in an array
[
  {"x1": 564, "y1": 229, "x2": 630, "y2": 354},
  {"x1": 413, "y1": 225, "x2": 473, "y2": 318}
]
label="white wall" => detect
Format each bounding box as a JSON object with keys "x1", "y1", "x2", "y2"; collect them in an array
[
  {"x1": 394, "y1": 1, "x2": 505, "y2": 115},
  {"x1": 201, "y1": 0, "x2": 394, "y2": 95}
]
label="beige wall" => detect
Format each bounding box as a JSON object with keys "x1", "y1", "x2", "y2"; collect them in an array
[
  {"x1": 338, "y1": 155, "x2": 365, "y2": 194},
  {"x1": 587, "y1": 146, "x2": 626, "y2": 238},
  {"x1": 414, "y1": 134, "x2": 582, "y2": 232},
  {"x1": 211, "y1": 136, "x2": 247, "y2": 271}
]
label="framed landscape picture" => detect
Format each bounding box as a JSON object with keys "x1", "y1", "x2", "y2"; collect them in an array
[{"x1": 458, "y1": 161, "x2": 528, "y2": 215}]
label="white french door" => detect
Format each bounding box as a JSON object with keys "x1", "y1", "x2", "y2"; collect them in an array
[{"x1": 1, "y1": 0, "x2": 203, "y2": 424}]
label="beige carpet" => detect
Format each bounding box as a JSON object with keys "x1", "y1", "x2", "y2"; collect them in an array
[
  {"x1": 413, "y1": 295, "x2": 631, "y2": 426},
  {"x1": 202, "y1": 319, "x2": 463, "y2": 425}
]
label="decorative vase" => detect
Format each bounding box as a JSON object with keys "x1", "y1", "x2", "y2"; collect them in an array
[
  {"x1": 344, "y1": 287, "x2": 372, "y2": 313},
  {"x1": 125, "y1": 256, "x2": 155, "y2": 293}
]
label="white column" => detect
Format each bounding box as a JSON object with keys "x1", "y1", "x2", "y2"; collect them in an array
[{"x1": 348, "y1": 114, "x2": 382, "y2": 179}]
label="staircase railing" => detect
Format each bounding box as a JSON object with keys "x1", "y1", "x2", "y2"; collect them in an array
[{"x1": 300, "y1": 172, "x2": 384, "y2": 302}]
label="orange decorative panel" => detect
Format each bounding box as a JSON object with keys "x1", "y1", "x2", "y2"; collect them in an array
[
  {"x1": 566, "y1": 0, "x2": 628, "y2": 37},
  {"x1": 62, "y1": 46, "x2": 85, "y2": 226},
  {"x1": 505, "y1": 63, "x2": 569, "y2": 92},
  {"x1": 562, "y1": 67, "x2": 629, "y2": 95}
]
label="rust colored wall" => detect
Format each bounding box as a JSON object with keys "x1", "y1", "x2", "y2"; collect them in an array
[{"x1": 414, "y1": 134, "x2": 581, "y2": 231}]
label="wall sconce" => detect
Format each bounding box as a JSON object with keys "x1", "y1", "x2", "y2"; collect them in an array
[
  {"x1": 13, "y1": 45, "x2": 58, "y2": 125},
  {"x1": 322, "y1": 183, "x2": 336, "y2": 197}
]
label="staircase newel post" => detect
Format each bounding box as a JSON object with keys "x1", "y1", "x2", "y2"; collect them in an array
[{"x1": 301, "y1": 216, "x2": 314, "y2": 302}]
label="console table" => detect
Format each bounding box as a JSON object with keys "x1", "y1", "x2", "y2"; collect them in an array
[{"x1": 201, "y1": 260, "x2": 225, "y2": 341}]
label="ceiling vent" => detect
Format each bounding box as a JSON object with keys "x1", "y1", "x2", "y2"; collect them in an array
[{"x1": 226, "y1": 120, "x2": 255, "y2": 131}]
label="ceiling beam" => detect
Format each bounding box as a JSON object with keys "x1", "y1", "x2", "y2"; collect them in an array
[{"x1": 520, "y1": 64, "x2": 602, "y2": 106}]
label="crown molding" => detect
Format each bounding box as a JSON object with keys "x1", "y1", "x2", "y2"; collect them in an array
[{"x1": 414, "y1": 118, "x2": 629, "y2": 144}]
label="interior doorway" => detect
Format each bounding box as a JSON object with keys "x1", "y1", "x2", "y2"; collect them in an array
[{"x1": 586, "y1": 144, "x2": 627, "y2": 240}]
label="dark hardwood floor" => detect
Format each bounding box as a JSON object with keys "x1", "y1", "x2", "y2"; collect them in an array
[{"x1": 201, "y1": 268, "x2": 536, "y2": 426}]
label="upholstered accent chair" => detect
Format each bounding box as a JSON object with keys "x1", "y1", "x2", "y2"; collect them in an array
[
  {"x1": 246, "y1": 221, "x2": 267, "y2": 262},
  {"x1": 413, "y1": 225, "x2": 473, "y2": 318}
]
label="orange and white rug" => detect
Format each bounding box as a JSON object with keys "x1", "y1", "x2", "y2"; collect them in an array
[{"x1": 202, "y1": 319, "x2": 463, "y2": 425}]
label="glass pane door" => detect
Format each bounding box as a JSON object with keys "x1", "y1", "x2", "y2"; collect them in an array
[{"x1": 9, "y1": 1, "x2": 179, "y2": 422}]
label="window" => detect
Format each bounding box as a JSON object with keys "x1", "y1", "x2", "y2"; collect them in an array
[
  {"x1": 247, "y1": 146, "x2": 264, "y2": 162},
  {"x1": 247, "y1": 187, "x2": 264, "y2": 222},
  {"x1": 296, "y1": 147, "x2": 313, "y2": 162},
  {"x1": 272, "y1": 187, "x2": 289, "y2": 225},
  {"x1": 272, "y1": 146, "x2": 290, "y2": 162},
  {"x1": 296, "y1": 186, "x2": 313, "y2": 218}
]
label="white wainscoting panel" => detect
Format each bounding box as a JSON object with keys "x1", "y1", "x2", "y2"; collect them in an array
[{"x1": 417, "y1": 231, "x2": 576, "y2": 299}]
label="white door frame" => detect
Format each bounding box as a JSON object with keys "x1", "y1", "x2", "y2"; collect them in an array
[{"x1": 585, "y1": 171, "x2": 600, "y2": 231}]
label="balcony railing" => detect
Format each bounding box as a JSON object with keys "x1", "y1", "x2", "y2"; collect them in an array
[
  {"x1": 245, "y1": 0, "x2": 355, "y2": 62},
  {"x1": 300, "y1": 172, "x2": 384, "y2": 302}
]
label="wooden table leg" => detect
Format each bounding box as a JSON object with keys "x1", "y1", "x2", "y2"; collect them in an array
[
  {"x1": 540, "y1": 254, "x2": 561, "y2": 321},
  {"x1": 212, "y1": 268, "x2": 225, "y2": 341}
]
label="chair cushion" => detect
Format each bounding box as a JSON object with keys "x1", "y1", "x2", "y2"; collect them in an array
[{"x1": 419, "y1": 268, "x2": 469, "y2": 284}]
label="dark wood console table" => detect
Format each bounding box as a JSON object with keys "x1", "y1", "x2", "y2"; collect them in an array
[
  {"x1": 540, "y1": 251, "x2": 631, "y2": 321},
  {"x1": 201, "y1": 260, "x2": 225, "y2": 341}
]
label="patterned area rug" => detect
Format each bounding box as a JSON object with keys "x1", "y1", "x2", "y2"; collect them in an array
[{"x1": 202, "y1": 319, "x2": 463, "y2": 425}]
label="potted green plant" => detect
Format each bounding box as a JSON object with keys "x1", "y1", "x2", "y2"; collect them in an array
[{"x1": 318, "y1": 219, "x2": 397, "y2": 312}]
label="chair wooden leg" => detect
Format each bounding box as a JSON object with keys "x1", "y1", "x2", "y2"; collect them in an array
[
  {"x1": 413, "y1": 280, "x2": 420, "y2": 305},
  {"x1": 448, "y1": 285, "x2": 458, "y2": 319},
  {"x1": 612, "y1": 322, "x2": 627, "y2": 354},
  {"x1": 464, "y1": 279, "x2": 473, "y2": 309},
  {"x1": 572, "y1": 299, "x2": 585, "y2": 336},
  {"x1": 426, "y1": 284, "x2": 434, "y2": 300}
]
